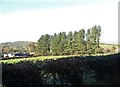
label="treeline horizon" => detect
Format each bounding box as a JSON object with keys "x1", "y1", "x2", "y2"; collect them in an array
[{"x1": 37, "y1": 25, "x2": 102, "y2": 56}]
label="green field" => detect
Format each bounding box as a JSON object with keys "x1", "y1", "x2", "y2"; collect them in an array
[
  {"x1": 0, "y1": 56, "x2": 73, "y2": 64},
  {"x1": 0, "y1": 52, "x2": 117, "y2": 64},
  {"x1": 99, "y1": 44, "x2": 118, "y2": 48}
]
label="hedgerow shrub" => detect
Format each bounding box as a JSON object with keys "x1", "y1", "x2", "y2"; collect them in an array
[{"x1": 2, "y1": 54, "x2": 120, "y2": 87}]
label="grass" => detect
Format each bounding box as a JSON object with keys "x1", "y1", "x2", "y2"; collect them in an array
[
  {"x1": 0, "y1": 53, "x2": 117, "y2": 64},
  {"x1": 99, "y1": 44, "x2": 118, "y2": 49},
  {"x1": 0, "y1": 55, "x2": 73, "y2": 64}
]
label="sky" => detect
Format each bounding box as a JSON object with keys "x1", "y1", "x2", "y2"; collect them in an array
[{"x1": 0, "y1": 0, "x2": 119, "y2": 43}]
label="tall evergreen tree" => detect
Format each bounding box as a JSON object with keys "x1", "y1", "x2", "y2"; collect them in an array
[
  {"x1": 72, "y1": 31, "x2": 79, "y2": 54},
  {"x1": 50, "y1": 33, "x2": 58, "y2": 56},
  {"x1": 65, "y1": 31, "x2": 73, "y2": 55},
  {"x1": 37, "y1": 34, "x2": 50, "y2": 56},
  {"x1": 96, "y1": 26, "x2": 101, "y2": 48},
  {"x1": 86, "y1": 29, "x2": 92, "y2": 54},
  {"x1": 56, "y1": 32, "x2": 67, "y2": 55},
  {"x1": 56, "y1": 32, "x2": 62, "y2": 55},
  {"x1": 60, "y1": 32, "x2": 67, "y2": 55},
  {"x1": 77, "y1": 29, "x2": 86, "y2": 54},
  {"x1": 95, "y1": 26, "x2": 102, "y2": 53},
  {"x1": 90, "y1": 25, "x2": 102, "y2": 54}
]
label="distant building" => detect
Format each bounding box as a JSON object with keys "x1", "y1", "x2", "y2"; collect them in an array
[
  {"x1": 30, "y1": 52, "x2": 34, "y2": 56},
  {"x1": 3, "y1": 53, "x2": 14, "y2": 57},
  {"x1": 14, "y1": 53, "x2": 29, "y2": 57},
  {"x1": 8, "y1": 53, "x2": 14, "y2": 57},
  {"x1": 3, "y1": 54, "x2": 8, "y2": 57},
  {"x1": 3, "y1": 52, "x2": 30, "y2": 58}
]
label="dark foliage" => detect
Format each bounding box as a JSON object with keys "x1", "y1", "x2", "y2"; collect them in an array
[{"x1": 2, "y1": 53, "x2": 120, "y2": 87}]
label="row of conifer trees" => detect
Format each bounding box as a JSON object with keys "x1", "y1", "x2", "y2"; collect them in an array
[{"x1": 37, "y1": 25, "x2": 102, "y2": 56}]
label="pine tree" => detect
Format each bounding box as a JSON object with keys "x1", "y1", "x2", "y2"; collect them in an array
[
  {"x1": 37, "y1": 34, "x2": 50, "y2": 56},
  {"x1": 86, "y1": 29, "x2": 92, "y2": 54},
  {"x1": 56, "y1": 32, "x2": 67, "y2": 55},
  {"x1": 60, "y1": 32, "x2": 67, "y2": 55},
  {"x1": 90, "y1": 25, "x2": 102, "y2": 54},
  {"x1": 72, "y1": 31, "x2": 79, "y2": 54},
  {"x1": 77, "y1": 29, "x2": 86, "y2": 54},
  {"x1": 50, "y1": 33, "x2": 58, "y2": 56},
  {"x1": 65, "y1": 31, "x2": 73, "y2": 55},
  {"x1": 96, "y1": 26, "x2": 101, "y2": 48}
]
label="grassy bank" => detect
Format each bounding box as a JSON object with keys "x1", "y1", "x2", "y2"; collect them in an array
[
  {"x1": 0, "y1": 53, "x2": 118, "y2": 64},
  {"x1": 0, "y1": 55, "x2": 72, "y2": 64}
]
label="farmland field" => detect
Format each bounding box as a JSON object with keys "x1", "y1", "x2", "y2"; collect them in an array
[
  {"x1": 0, "y1": 52, "x2": 118, "y2": 64},
  {"x1": 99, "y1": 44, "x2": 118, "y2": 48},
  {"x1": 0, "y1": 56, "x2": 72, "y2": 64}
]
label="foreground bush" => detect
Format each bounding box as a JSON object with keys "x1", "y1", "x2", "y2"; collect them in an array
[{"x1": 2, "y1": 53, "x2": 120, "y2": 87}]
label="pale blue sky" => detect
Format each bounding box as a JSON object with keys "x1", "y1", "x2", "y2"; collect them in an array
[
  {"x1": 0, "y1": 0, "x2": 119, "y2": 43},
  {"x1": 1, "y1": 0, "x2": 117, "y2": 13},
  {"x1": 1, "y1": 0, "x2": 114, "y2": 3}
]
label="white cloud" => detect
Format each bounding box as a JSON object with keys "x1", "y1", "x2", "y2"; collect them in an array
[{"x1": 0, "y1": 3, "x2": 118, "y2": 43}]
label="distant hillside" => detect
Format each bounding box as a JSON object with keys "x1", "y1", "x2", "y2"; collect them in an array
[
  {"x1": 0, "y1": 41, "x2": 36, "y2": 47},
  {"x1": 0, "y1": 41, "x2": 37, "y2": 54}
]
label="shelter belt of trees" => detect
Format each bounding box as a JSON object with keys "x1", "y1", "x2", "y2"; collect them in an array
[{"x1": 37, "y1": 25, "x2": 102, "y2": 56}]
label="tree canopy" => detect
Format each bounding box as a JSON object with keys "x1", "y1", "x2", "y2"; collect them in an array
[{"x1": 37, "y1": 25, "x2": 102, "y2": 56}]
